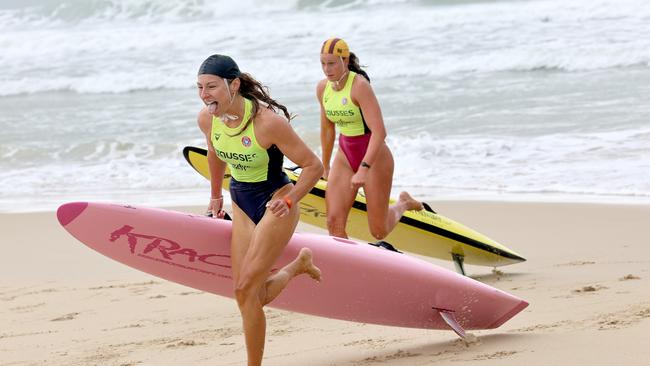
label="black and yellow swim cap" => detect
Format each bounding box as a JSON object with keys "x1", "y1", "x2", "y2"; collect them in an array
[
  {"x1": 198, "y1": 54, "x2": 241, "y2": 79},
  {"x1": 321, "y1": 38, "x2": 350, "y2": 58}
]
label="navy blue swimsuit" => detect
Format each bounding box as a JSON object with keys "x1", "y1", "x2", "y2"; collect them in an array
[{"x1": 230, "y1": 171, "x2": 290, "y2": 225}]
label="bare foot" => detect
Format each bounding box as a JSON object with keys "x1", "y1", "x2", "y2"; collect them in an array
[
  {"x1": 399, "y1": 191, "x2": 424, "y2": 211},
  {"x1": 296, "y1": 248, "x2": 322, "y2": 282}
]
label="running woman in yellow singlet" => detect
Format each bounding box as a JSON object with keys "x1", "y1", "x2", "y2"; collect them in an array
[
  {"x1": 196, "y1": 54, "x2": 323, "y2": 366},
  {"x1": 317, "y1": 38, "x2": 424, "y2": 240}
]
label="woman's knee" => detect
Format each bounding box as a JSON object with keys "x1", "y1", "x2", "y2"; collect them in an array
[
  {"x1": 368, "y1": 221, "x2": 388, "y2": 240},
  {"x1": 234, "y1": 276, "x2": 258, "y2": 307}
]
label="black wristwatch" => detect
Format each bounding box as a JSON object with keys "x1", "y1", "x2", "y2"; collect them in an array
[{"x1": 360, "y1": 161, "x2": 371, "y2": 169}]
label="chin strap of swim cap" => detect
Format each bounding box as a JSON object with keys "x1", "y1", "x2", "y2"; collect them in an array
[
  {"x1": 220, "y1": 78, "x2": 238, "y2": 122},
  {"x1": 334, "y1": 56, "x2": 349, "y2": 88}
]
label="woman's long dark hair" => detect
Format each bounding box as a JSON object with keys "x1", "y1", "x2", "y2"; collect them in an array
[
  {"x1": 348, "y1": 52, "x2": 370, "y2": 83},
  {"x1": 235, "y1": 73, "x2": 293, "y2": 122}
]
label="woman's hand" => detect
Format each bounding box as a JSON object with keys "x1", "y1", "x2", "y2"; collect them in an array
[
  {"x1": 350, "y1": 169, "x2": 368, "y2": 191},
  {"x1": 266, "y1": 197, "x2": 292, "y2": 218},
  {"x1": 207, "y1": 197, "x2": 226, "y2": 219}
]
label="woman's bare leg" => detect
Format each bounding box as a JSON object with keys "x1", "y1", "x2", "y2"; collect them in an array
[
  {"x1": 230, "y1": 203, "x2": 256, "y2": 285},
  {"x1": 364, "y1": 145, "x2": 423, "y2": 240},
  {"x1": 233, "y1": 184, "x2": 319, "y2": 366},
  {"x1": 325, "y1": 150, "x2": 358, "y2": 238}
]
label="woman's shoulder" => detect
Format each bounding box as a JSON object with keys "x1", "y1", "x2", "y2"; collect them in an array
[
  {"x1": 316, "y1": 78, "x2": 328, "y2": 96},
  {"x1": 253, "y1": 107, "x2": 292, "y2": 146},
  {"x1": 351, "y1": 72, "x2": 373, "y2": 98},
  {"x1": 351, "y1": 72, "x2": 370, "y2": 88},
  {"x1": 255, "y1": 106, "x2": 288, "y2": 128},
  {"x1": 197, "y1": 107, "x2": 212, "y2": 134}
]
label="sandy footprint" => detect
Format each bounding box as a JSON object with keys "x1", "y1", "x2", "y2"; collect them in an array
[
  {"x1": 104, "y1": 323, "x2": 144, "y2": 331},
  {"x1": 572, "y1": 285, "x2": 608, "y2": 294},
  {"x1": 88, "y1": 280, "x2": 160, "y2": 291},
  {"x1": 515, "y1": 303, "x2": 650, "y2": 333},
  {"x1": 594, "y1": 304, "x2": 650, "y2": 330},
  {"x1": 10, "y1": 302, "x2": 46, "y2": 313},
  {"x1": 166, "y1": 339, "x2": 207, "y2": 348},
  {"x1": 619, "y1": 274, "x2": 641, "y2": 281},
  {"x1": 512, "y1": 320, "x2": 573, "y2": 333},
  {"x1": 384, "y1": 349, "x2": 421, "y2": 361},
  {"x1": 190, "y1": 327, "x2": 242, "y2": 340},
  {"x1": 2, "y1": 287, "x2": 59, "y2": 301},
  {"x1": 343, "y1": 338, "x2": 389, "y2": 350},
  {"x1": 178, "y1": 291, "x2": 203, "y2": 296},
  {"x1": 269, "y1": 324, "x2": 302, "y2": 336},
  {"x1": 556, "y1": 260, "x2": 596, "y2": 267},
  {"x1": 474, "y1": 350, "x2": 519, "y2": 360},
  {"x1": 0, "y1": 330, "x2": 58, "y2": 339},
  {"x1": 51, "y1": 312, "x2": 80, "y2": 321},
  {"x1": 455, "y1": 333, "x2": 480, "y2": 347},
  {"x1": 355, "y1": 349, "x2": 421, "y2": 365}
]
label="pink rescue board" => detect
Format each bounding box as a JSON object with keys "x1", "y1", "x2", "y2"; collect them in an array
[{"x1": 57, "y1": 202, "x2": 528, "y2": 334}]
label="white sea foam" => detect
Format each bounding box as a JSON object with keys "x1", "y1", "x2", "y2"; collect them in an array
[
  {"x1": 1, "y1": 0, "x2": 649, "y2": 95},
  {"x1": 389, "y1": 127, "x2": 650, "y2": 201},
  {"x1": 1, "y1": 124, "x2": 648, "y2": 212}
]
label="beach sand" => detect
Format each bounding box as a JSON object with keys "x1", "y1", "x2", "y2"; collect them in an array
[{"x1": 1, "y1": 201, "x2": 649, "y2": 365}]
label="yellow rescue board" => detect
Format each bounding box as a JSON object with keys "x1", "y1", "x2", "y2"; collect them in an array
[{"x1": 183, "y1": 146, "x2": 525, "y2": 268}]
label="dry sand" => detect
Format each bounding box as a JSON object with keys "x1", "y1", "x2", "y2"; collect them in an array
[{"x1": 1, "y1": 201, "x2": 649, "y2": 365}]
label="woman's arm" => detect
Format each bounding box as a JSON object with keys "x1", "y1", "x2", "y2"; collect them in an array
[
  {"x1": 348, "y1": 77, "x2": 387, "y2": 190},
  {"x1": 352, "y1": 77, "x2": 387, "y2": 168},
  {"x1": 198, "y1": 108, "x2": 228, "y2": 216},
  {"x1": 316, "y1": 80, "x2": 335, "y2": 179},
  {"x1": 257, "y1": 112, "x2": 323, "y2": 207}
]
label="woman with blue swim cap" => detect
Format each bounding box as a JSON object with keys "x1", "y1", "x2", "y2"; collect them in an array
[{"x1": 196, "y1": 54, "x2": 323, "y2": 366}]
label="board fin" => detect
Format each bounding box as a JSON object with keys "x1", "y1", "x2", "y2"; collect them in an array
[
  {"x1": 434, "y1": 308, "x2": 466, "y2": 338},
  {"x1": 452, "y1": 253, "x2": 466, "y2": 276},
  {"x1": 369, "y1": 240, "x2": 402, "y2": 253},
  {"x1": 205, "y1": 211, "x2": 232, "y2": 221},
  {"x1": 422, "y1": 202, "x2": 437, "y2": 214}
]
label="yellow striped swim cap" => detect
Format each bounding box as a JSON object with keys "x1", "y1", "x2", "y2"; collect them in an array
[{"x1": 321, "y1": 38, "x2": 350, "y2": 57}]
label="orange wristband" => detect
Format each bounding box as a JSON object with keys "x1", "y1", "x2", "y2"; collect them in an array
[{"x1": 282, "y1": 196, "x2": 293, "y2": 209}]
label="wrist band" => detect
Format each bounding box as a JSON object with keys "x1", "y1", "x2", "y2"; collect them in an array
[
  {"x1": 211, "y1": 197, "x2": 223, "y2": 201},
  {"x1": 282, "y1": 196, "x2": 293, "y2": 209},
  {"x1": 360, "y1": 161, "x2": 371, "y2": 169}
]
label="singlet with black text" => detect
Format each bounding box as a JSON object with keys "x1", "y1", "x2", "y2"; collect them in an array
[
  {"x1": 322, "y1": 71, "x2": 369, "y2": 137},
  {"x1": 210, "y1": 98, "x2": 285, "y2": 183}
]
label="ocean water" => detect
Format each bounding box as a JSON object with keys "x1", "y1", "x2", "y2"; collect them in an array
[{"x1": 1, "y1": 0, "x2": 649, "y2": 212}]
